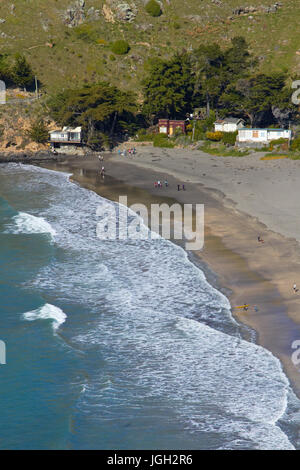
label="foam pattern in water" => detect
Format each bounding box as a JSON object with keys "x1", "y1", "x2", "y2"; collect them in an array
[{"x1": 0, "y1": 163, "x2": 298, "y2": 450}]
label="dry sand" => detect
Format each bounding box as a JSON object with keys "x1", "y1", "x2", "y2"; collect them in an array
[{"x1": 38, "y1": 147, "x2": 300, "y2": 397}]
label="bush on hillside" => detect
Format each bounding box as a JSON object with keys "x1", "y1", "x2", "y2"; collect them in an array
[
  {"x1": 12, "y1": 53, "x2": 35, "y2": 90},
  {"x1": 290, "y1": 137, "x2": 300, "y2": 151},
  {"x1": 111, "y1": 40, "x2": 130, "y2": 55},
  {"x1": 26, "y1": 119, "x2": 48, "y2": 144},
  {"x1": 145, "y1": 0, "x2": 162, "y2": 17}
]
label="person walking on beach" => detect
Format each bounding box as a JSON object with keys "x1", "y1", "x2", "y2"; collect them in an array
[
  {"x1": 293, "y1": 284, "x2": 299, "y2": 293},
  {"x1": 154, "y1": 181, "x2": 158, "y2": 188},
  {"x1": 258, "y1": 235, "x2": 264, "y2": 243},
  {"x1": 182, "y1": 184, "x2": 186, "y2": 191},
  {"x1": 157, "y1": 180, "x2": 161, "y2": 188},
  {"x1": 98, "y1": 154, "x2": 104, "y2": 162},
  {"x1": 164, "y1": 179, "x2": 168, "y2": 187},
  {"x1": 177, "y1": 184, "x2": 180, "y2": 191},
  {"x1": 243, "y1": 304, "x2": 248, "y2": 311}
]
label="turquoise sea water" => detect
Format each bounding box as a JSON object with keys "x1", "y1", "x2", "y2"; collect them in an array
[{"x1": 0, "y1": 163, "x2": 300, "y2": 450}]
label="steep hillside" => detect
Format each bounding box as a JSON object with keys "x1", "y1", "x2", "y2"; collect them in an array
[{"x1": 0, "y1": 0, "x2": 298, "y2": 94}]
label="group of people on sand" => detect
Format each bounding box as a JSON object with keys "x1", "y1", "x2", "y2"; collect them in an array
[
  {"x1": 153, "y1": 180, "x2": 187, "y2": 191},
  {"x1": 242, "y1": 234, "x2": 299, "y2": 310},
  {"x1": 241, "y1": 235, "x2": 265, "y2": 312},
  {"x1": 154, "y1": 179, "x2": 168, "y2": 188},
  {"x1": 117, "y1": 148, "x2": 136, "y2": 157},
  {"x1": 98, "y1": 156, "x2": 105, "y2": 177}
]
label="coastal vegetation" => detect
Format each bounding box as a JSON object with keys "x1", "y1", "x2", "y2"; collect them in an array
[
  {"x1": 26, "y1": 118, "x2": 49, "y2": 144},
  {"x1": 0, "y1": 0, "x2": 299, "y2": 152},
  {"x1": 47, "y1": 82, "x2": 138, "y2": 148},
  {"x1": 145, "y1": 0, "x2": 162, "y2": 17}
]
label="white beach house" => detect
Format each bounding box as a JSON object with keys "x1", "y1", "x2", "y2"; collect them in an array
[
  {"x1": 237, "y1": 128, "x2": 291, "y2": 143},
  {"x1": 49, "y1": 126, "x2": 84, "y2": 154},
  {"x1": 214, "y1": 117, "x2": 245, "y2": 133}
]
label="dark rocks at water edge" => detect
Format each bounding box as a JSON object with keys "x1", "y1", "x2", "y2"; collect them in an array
[{"x1": 0, "y1": 152, "x2": 63, "y2": 164}]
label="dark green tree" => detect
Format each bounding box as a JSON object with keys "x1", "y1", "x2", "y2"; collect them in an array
[
  {"x1": 220, "y1": 72, "x2": 291, "y2": 126},
  {"x1": 191, "y1": 43, "x2": 226, "y2": 116},
  {"x1": 12, "y1": 53, "x2": 35, "y2": 90},
  {"x1": 191, "y1": 37, "x2": 256, "y2": 116},
  {"x1": 0, "y1": 54, "x2": 12, "y2": 84},
  {"x1": 27, "y1": 118, "x2": 48, "y2": 143},
  {"x1": 48, "y1": 82, "x2": 137, "y2": 148},
  {"x1": 142, "y1": 53, "x2": 196, "y2": 121}
]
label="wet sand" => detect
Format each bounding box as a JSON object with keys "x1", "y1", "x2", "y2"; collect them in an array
[{"x1": 37, "y1": 150, "x2": 300, "y2": 397}]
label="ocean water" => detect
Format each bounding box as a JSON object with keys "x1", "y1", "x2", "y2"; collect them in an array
[{"x1": 0, "y1": 163, "x2": 300, "y2": 450}]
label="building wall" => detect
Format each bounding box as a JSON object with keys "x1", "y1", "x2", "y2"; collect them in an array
[{"x1": 238, "y1": 129, "x2": 291, "y2": 142}]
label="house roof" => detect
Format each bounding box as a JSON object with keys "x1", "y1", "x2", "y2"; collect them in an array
[
  {"x1": 215, "y1": 117, "x2": 244, "y2": 124},
  {"x1": 62, "y1": 126, "x2": 82, "y2": 132}
]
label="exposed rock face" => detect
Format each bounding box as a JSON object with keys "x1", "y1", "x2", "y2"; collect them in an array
[
  {"x1": 272, "y1": 105, "x2": 291, "y2": 126},
  {"x1": 103, "y1": 1, "x2": 137, "y2": 22},
  {"x1": 115, "y1": 3, "x2": 136, "y2": 22},
  {"x1": 87, "y1": 7, "x2": 101, "y2": 21},
  {"x1": 232, "y1": 3, "x2": 282, "y2": 16},
  {"x1": 102, "y1": 4, "x2": 115, "y2": 23},
  {"x1": 63, "y1": 0, "x2": 86, "y2": 28}
]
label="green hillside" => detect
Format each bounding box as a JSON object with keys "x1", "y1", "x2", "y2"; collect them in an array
[{"x1": 0, "y1": 0, "x2": 298, "y2": 93}]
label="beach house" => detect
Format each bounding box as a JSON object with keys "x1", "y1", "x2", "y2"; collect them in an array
[
  {"x1": 49, "y1": 126, "x2": 83, "y2": 154},
  {"x1": 158, "y1": 119, "x2": 186, "y2": 136},
  {"x1": 214, "y1": 117, "x2": 245, "y2": 133},
  {"x1": 237, "y1": 128, "x2": 291, "y2": 144}
]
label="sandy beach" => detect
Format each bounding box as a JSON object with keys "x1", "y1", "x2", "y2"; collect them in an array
[{"x1": 39, "y1": 147, "x2": 300, "y2": 397}]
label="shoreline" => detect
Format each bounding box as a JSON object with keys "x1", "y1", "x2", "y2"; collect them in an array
[{"x1": 32, "y1": 151, "x2": 300, "y2": 401}]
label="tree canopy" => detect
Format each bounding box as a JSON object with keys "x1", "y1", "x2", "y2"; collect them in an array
[
  {"x1": 48, "y1": 82, "x2": 137, "y2": 148},
  {"x1": 142, "y1": 53, "x2": 196, "y2": 121}
]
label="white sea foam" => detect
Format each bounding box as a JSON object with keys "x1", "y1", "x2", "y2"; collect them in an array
[
  {"x1": 6, "y1": 211, "x2": 56, "y2": 238},
  {"x1": 1, "y1": 163, "x2": 298, "y2": 450},
  {"x1": 23, "y1": 303, "x2": 67, "y2": 331}
]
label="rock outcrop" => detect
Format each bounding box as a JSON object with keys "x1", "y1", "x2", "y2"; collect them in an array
[
  {"x1": 102, "y1": 1, "x2": 137, "y2": 23},
  {"x1": 232, "y1": 3, "x2": 282, "y2": 17},
  {"x1": 62, "y1": 0, "x2": 86, "y2": 28}
]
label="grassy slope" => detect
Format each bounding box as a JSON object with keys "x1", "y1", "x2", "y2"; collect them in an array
[{"x1": 0, "y1": 0, "x2": 298, "y2": 94}]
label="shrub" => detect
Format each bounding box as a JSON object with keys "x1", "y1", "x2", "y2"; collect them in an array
[
  {"x1": 135, "y1": 129, "x2": 155, "y2": 141},
  {"x1": 153, "y1": 133, "x2": 174, "y2": 148},
  {"x1": 73, "y1": 24, "x2": 98, "y2": 43},
  {"x1": 111, "y1": 40, "x2": 130, "y2": 55},
  {"x1": 97, "y1": 38, "x2": 107, "y2": 45},
  {"x1": 206, "y1": 131, "x2": 223, "y2": 142},
  {"x1": 291, "y1": 137, "x2": 300, "y2": 151},
  {"x1": 268, "y1": 137, "x2": 289, "y2": 146},
  {"x1": 222, "y1": 131, "x2": 237, "y2": 146},
  {"x1": 12, "y1": 53, "x2": 35, "y2": 89},
  {"x1": 145, "y1": 0, "x2": 162, "y2": 17},
  {"x1": 26, "y1": 119, "x2": 48, "y2": 144}
]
